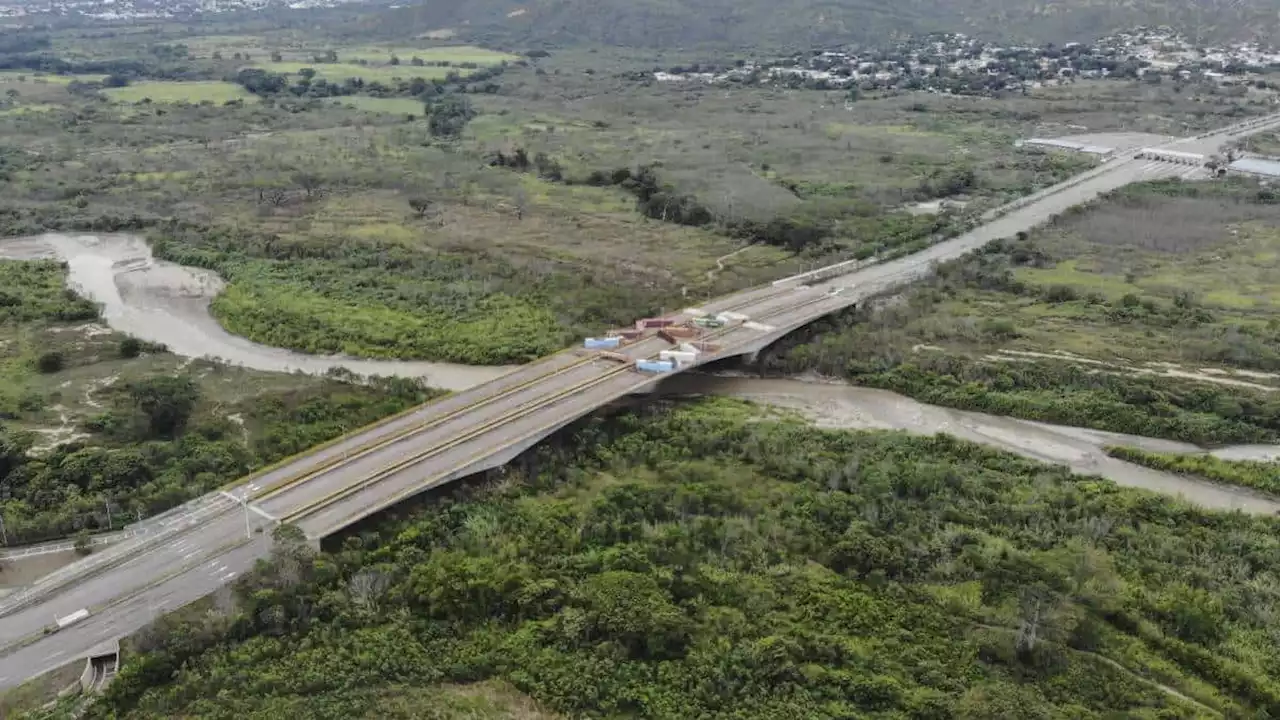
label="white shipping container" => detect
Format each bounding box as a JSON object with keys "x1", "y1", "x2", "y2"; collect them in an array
[
  {"x1": 56, "y1": 608, "x2": 90, "y2": 629},
  {"x1": 659, "y1": 350, "x2": 698, "y2": 365}
]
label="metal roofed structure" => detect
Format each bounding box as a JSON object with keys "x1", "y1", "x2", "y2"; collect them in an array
[
  {"x1": 1228, "y1": 157, "x2": 1280, "y2": 178},
  {"x1": 1021, "y1": 138, "x2": 1115, "y2": 156}
]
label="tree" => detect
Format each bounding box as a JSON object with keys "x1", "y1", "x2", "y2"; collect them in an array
[
  {"x1": 408, "y1": 196, "x2": 434, "y2": 218},
  {"x1": 103, "y1": 74, "x2": 130, "y2": 88},
  {"x1": 36, "y1": 351, "x2": 64, "y2": 374},
  {"x1": 126, "y1": 376, "x2": 199, "y2": 439},
  {"x1": 298, "y1": 67, "x2": 317, "y2": 81},
  {"x1": 513, "y1": 187, "x2": 528, "y2": 221},
  {"x1": 389, "y1": 54, "x2": 400, "y2": 66},
  {"x1": 270, "y1": 51, "x2": 283, "y2": 62},
  {"x1": 73, "y1": 529, "x2": 93, "y2": 556},
  {"x1": 425, "y1": 94, "x2": 475, "y2": 138},
  {"x1": 293, "y1": 172, "x2": 324, "y2": 199},
  {"x1": 411, "y1": 56, "x2": 424, "y2": 67},
  {"x1": 118, "y1": 337, "x2": 142, "y2": 359}
]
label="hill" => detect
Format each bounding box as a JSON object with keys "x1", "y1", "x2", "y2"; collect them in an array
[{"x1": 358, "y1": 0, "x2": 1280, "y2": 51}]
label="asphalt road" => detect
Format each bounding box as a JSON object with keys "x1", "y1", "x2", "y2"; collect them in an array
[{"x1": 0, "y1": 114, "x2": 1276, "y2": 690}]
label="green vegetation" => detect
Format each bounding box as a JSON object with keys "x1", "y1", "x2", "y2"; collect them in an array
[
  {"x1": 361, "y1": 0, "x2": 1280, "y2": 49},
  {"x1": 0, "y1": 257, "x2": 437, "y2": 546},
  {"x1": 325, "y1": 96, "x2": 425, "y2": 115},
  {"x1": 1105, "y1": 446, "x2": 1280, "y2": 496},
  {"x1": 104, "y1": 81, "x2": 257, "y2": 104},
  {"x1": 0, "y1": 261, "x2": 97, "y2": 325},
  {"x1": 83, "y1": 399, "x2": 1280, "y2": 718},
  {"x1": 0, "y1": 23, "x2": 1261, "y2": 365},
  {"x1": 766, "y1": 179, "x2": 1280, "y2": 444},
  {"x1": 249, "y1": 61, "x2": 461, "y2": 84}
]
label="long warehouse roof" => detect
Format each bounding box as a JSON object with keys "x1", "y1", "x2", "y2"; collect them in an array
[
  {"x1": 1229, "y1": 157, "x2": 1280, "y2": 178},
  {"x1": 1023, "y1": 138, "x2": 1114, "y2": 155}
]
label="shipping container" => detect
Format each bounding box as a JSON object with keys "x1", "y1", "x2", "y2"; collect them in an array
[
  {"x1": 681, "y1": 341, "x2": 720, "y2": 354},
  {"x1": 598, "y1": 351, "x2": 630, "y2": 363},
  {"x1": 607, "y1": 329, "x2": 644, "y2": 340},
  {"x1": 56, "y1": 608, "x2": 90, "y2": 629},
  {"x1": 583, "y1": 337, "x2": 623, "y2": 350},
  {"x1": 659, "y1": 350, "x2": 698, "y2": 366},
  {"x1": 636, "y1": 318, "x2": 676, "y2": 329},
  {"x1": 719, "y1": 311, "x2": 749, "y2": 322},
  {"x1": 743, "y1": 321, "x2": 775, "y2": 331},
  {"x1": 657, "y1": 327, "x2": 697, "y2": 343},
  {"x1": 693, "y1": 316, "x2": 725, "y2": 328},
  {"x1": 635, "y1": 359, "x2": 675, "y2": 373}
]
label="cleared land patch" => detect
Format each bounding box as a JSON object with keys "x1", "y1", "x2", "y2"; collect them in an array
[
  {"x1": 105, "y1": 81, "x2": 258, "y2": 104},
  {"x1": 326, "y1": 96, "x2": 425, "y2": 115}
]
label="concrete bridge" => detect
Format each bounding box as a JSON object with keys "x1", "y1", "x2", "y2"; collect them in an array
[{"x1": 2, "y1": 112, "x2": 1280, "y2": 691}]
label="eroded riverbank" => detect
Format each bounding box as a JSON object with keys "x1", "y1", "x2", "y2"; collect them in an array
[
  {"x1": 1, "y1": 232, "x2": 1274, "y2": 516},
  {"x1": 659, "y1": 374, "x2": 1280, "y2": 515},
  {"x1": 0, "y1": 233, "x2": 513, "y2": 390}
]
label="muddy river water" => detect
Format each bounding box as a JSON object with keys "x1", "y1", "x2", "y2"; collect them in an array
[
  {"x1": 659, "y1": 375, "x2": 1280, "y2": 515},
  {"x1": 3, "y1": 233, "x2": 1278, "y2": 515},
  {"x1": 0, "y1": 233, "x2": 513, "y2": 391}
]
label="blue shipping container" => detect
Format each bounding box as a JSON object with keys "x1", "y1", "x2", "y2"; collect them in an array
[
  {"x1": 584, "y1": 337, "x2": 623, "y2": 349},
  {"x1": 636, "y1": 360, "x2": 675, "y2": 373}
]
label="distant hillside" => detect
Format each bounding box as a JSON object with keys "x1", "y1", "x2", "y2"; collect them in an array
[{"x1": 359, "y1": 0, "x2": 1280, "y2": 50}]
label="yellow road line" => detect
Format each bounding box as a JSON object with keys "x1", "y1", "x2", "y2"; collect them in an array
[
  {"x1": 313, "y1": 366, "x2": 691, "y2": 536},
  {"x1": 284, "y1": 298, "x2": 825, "y2": 526},
  {"x1": 218, "y1": 347, "x2": 588, "y2": 495},
  {"x1": 282, "y1": 363, "x2": 637, "y2": 523},
  {"x1": 248, "y1": 354, "x2": 601, "y2": 504}
]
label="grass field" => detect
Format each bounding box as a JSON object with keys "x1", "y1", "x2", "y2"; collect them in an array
[
  {"x1": 181, "y1": 34, "x2": 517, "y2": 66},
  {"x1": 105, "y1": 81, "x2": 257, "y2": 104},
  {"x1": 325, "y1": 96, "x2": 426, "y2": 115},
  {"x1": 336, "y1": 44, "x2": 518, "y2": 65},
  {"x1": 250, "y1": 61, "x2": 461, "y2": 83},
  {"x1": 0, "y1": 71, "x2": 106, "y2": 85},
  {"x1": 764, "y1": 178, "x2": 1280, "y2": 444}
]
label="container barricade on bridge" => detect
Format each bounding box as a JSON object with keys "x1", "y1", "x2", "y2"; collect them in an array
[
  {"x1": 597, "y1": 351, "x2": 630, "y2": 363},
  {"x1": 636, "y1": 318, "x2": 676, "y2": 330},
  {"x1": 681, "y1": 341, "x2": 720, "y2": 354},
  {"x1": 583, "y1": 337, "x2": 623, "y2": 350},
  {"x1": 607, "y1": 329, "x2": 645, "y2": 341},
  {"x1": 56, "y1": 608, "x2": 90, "y2": 630},
  {"x1": 636, "y1": 359, "x2": 676, "y2": 373},
  {"x1": 659, "y1": 350, "x2": 698, "y2": 367},
  {"x1": 658, "y1": 327, "x2": 697, "y2": 343}
]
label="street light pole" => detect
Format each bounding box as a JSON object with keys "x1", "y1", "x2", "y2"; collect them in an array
[{"x1": 240, "y1": 492, "x2": 251, "y2": 540}]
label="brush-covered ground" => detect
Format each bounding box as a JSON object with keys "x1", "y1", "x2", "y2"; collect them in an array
[
  {"x1": 766, "y1": 178, "x2": 1280, "y2": 446},
  {"x1": 55, "y1": 398, "x2": 1280, "y2": 720}
]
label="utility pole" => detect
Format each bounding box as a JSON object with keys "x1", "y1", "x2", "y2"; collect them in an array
[
  {"x1": 0, "y1": 514, "x2": 8, "y2": 546},
  {"x1": 237, "y1": 491, "x2": 252, "y2": 540},
  {"x1": 104, "y1": 499, "x2": 112, "y2": 531}
]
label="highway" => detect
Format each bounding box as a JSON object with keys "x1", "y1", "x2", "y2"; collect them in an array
[{"x1": 0, "y1": 111, "x2": 1278, "y2": 690}]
